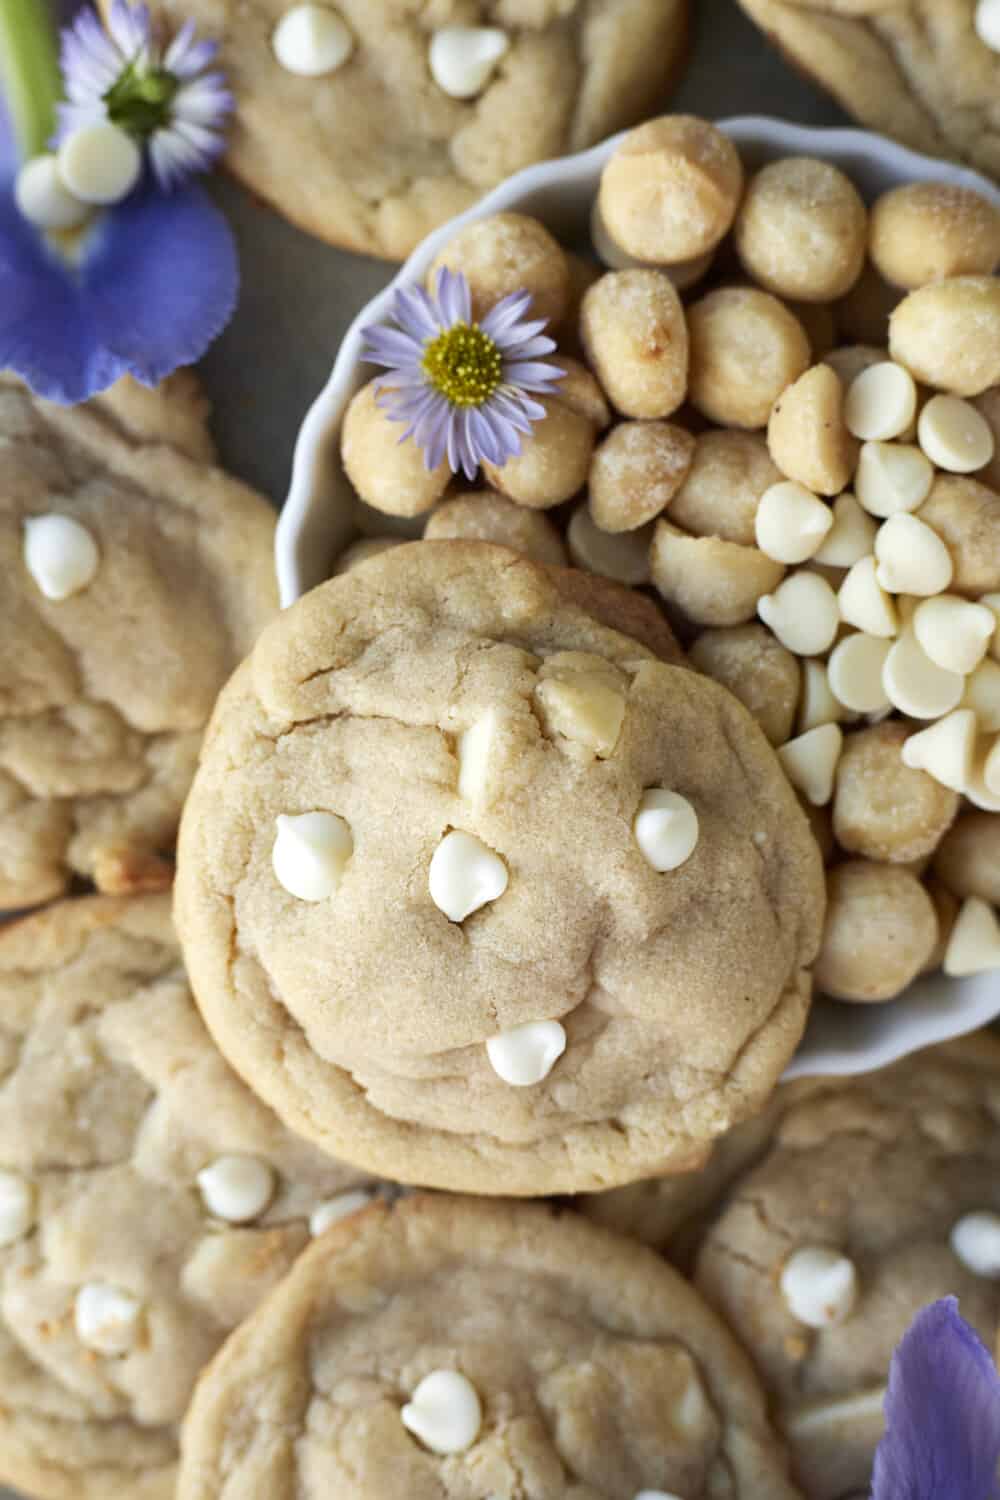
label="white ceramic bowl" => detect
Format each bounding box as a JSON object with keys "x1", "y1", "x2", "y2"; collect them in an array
[{"x1": 277, "y1": 115, "x2": 1000, "y2": 1081}]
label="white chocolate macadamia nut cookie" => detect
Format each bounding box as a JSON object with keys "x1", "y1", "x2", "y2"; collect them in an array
[
  {"x1": 0, "y1": 894, "x2": 375, "y2": 1500},
  {"x1": 176, "y1": 543, "x2": 824, "y2": 1196},
  {"x1": 178, "y1": 1195, "x2": 803, "y2": 1500},
  {"x1": 696, "y1": 1037, "x2": 1000, "y2": 1499},
  {"x1": 735, "y1": 156, "x2": 867, "y2": 303}
]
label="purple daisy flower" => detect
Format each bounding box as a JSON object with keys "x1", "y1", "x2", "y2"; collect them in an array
[
  {"x1": 57, "y1": 0, "x2": 232, "y2": 188},
  {"x1": 871, "y1": 1297, "x2": 1000, "y2": 1500},
  {"x1": 362, "y1": 266, "x2": 564, "y2": 480}
]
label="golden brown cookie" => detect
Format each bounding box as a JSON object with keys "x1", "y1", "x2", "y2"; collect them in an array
[
  {"x1": 142, "y1": 0, "x2": 691, "y2": 258},
  {"x1": 0, "y1": 894, "x2": 377, "y2": 1500},
  {"x1": 176, "y1": 541, "x2": 824, "y2": 1196},
  {"x1": 177, "y1": 1194, "x2": 803, "y2": 1500},
  {"x1": 1, "y1": 376, "x2": 277, "y2": 910}
]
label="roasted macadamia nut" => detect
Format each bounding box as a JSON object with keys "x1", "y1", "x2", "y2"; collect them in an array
[
  {"x1": 734, "y1": 156, "x2": 867, "y2": 303},
  {"x1": 815, "y1": 860, "x2": 939, "y2": 1002},
  {"x1": 423, "y1": 491, "x2": 568, "y2": 566},
  {"x1": 427, "y1": 212, "x2": 570, "y2": 327},
  {"x1": 597, "y1": 115, "x2": 743, "y2": 264},
  {"x1": 823, "y1": 344, "x2": 890, "y2": 392},
  {"x1": 917, "y1": 476, "x2": 1000, "y2": 595},
  {"x1": 342, "y1": 380, "x2": 450, "y2": 517},
  {"x1": 483, "y1": 395, "x2": 594, "y2": 509},
  {"x1": 687, "y1": 287, "x2": 811, "y2": 429},
  {"x1": 668, "y1": 430, "x2": 781, "y2": 547},
  {"x1": 589, "y1": 421, "x2": 695, "y2": 533},
  {"x1": 552, "y1": 355, "x2": 612, "y2": 429},
  {"x1": 890, "y1": 277, "x2": 1000, "y2": 396},
  {"x1": 768, "y1": 363, "x2": 858, "y2": 496},
  {"x1": 833, "y1": 722, "x2": 959, "y2": 865},
  {"x1": 869, "y1": 183, "x2": 1000, "y2": 290},
  {"x1": 580, "y1": 269, "x2": 689, "y2": 419},
  {"x1": 971, "y1": 387, "x2": 1000, "y2": 492},
  {"x1": 334, "y1": 536, "x2": 405, "y2": 574},
  {"x1": 690, "y1": 624, "x2": 800, "y2": 746},
  {"x1": 834, "y1": 261, "x2": 901, "y2": 347},
  {"x1": 567, "y1": 504, "x2": 652, "y2": 585},
  {"x1": 933, "y1": 812, "x2": 1000, "y2": 906},
  {"x1": 650, "y1": 518, "x2": 784, "y2": 627}
]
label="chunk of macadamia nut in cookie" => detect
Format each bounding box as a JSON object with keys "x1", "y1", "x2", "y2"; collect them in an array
[
  {"x1": 426, "y1": 212, "x2": 570, "y2": 328},
  {"x1": 596, "y1": 115, "x2": 744, "y2": 266},
  {"x1": 423, "y1": 491, "x2": 567, "y2": 566},
  {"x1": 174, "y1": 543, "x2": 825, "y2": 1196},
  {"x1": 815, "y1": 859, "x2": 939, "y2": 1003},
  {"x1": 341, "y1": 381, "x2": 450, "y2": 518},
  {"x1": 890, "y1": 277, "x2": 1000, "y2": 396},
  {"x1": 579, "y1": 269, "x2": 689, "y2": 419},
  {"x1": 483, "y1": 394, "x2": 594, "y2": 508},
  {"x1": 688, "y1": 287, "x2": 811, "y2": 429},
  {"x1": 689, "y1": 625, "x2": 800, "y2": 747},
  {"x1": 869, "y1": 182, "x2": 1000, "y2": 291},
  {"x1": 832, "y1": 723, "x2": 960, "y2": 866},
  {"x1": 768, "y1": 363, "x2": 858, "y2": 496},
  {"x1": 589, "y1": 420, "x2": 695, "y2": 533},
  {"x1": 651, "y1": 520, "x2": 785, "y2": 628},
  {"x1": 669, "y1": 430, "x2": 782, "y2": 547},
  {"x1": 933, "y1": 812, "x2": 1000, "y2": 907},
  {"x1": 916, "y1": 476, "x2": 1000, "y2": 595},
  {"x1": 735, "y1": 156, "x2": 867, "y2": 304}
]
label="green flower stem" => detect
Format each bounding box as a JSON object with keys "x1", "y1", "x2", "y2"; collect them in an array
[{"x1": 0, "y1": 0, "x2": 62, "y2": 162}]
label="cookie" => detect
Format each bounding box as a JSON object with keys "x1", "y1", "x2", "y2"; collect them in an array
[
  {"x1": 736, "y1": 0, "x2": 1000, "y2": 183},
  {"x1": 694, "y1": 1036, "x2": 1000, "y2": 1500},
  {"x1": 1, "y1": 375, "x2": 277, "y2": 910},
  {"x1": 141, "y1": 0, "x2": 690, "y2": 258},
  {"x1": 175, "y1": 541, "x2": 824, "y2": 1196},
  {"x1": 547, "y1": 563, "x2": 686, "y2": 665},
  {"x1": 0, "y1": 893, "x2": 378, "y2": 1500},
  {"x1": 177, "y1": 1193, "x2": 802, "y2": 1499}
]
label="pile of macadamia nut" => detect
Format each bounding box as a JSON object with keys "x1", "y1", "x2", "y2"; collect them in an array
[{"x1": 338, "y1": 113, "x2": 1000, "y2": 1007}]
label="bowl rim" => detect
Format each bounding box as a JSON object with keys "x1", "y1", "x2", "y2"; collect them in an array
[{"x1": 276, "y1": 114, "x2": 1000, "y2": 1079}]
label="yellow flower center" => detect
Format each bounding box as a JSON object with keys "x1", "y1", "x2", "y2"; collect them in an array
[{"x1": 422, "y1": 323, "x2": 503, "y2": 408}]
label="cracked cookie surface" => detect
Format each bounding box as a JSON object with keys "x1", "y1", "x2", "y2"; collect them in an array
[
  {"x1": 694, "y1": 1035, "x2": 1000, "y2": 1500},
  {"x1": 1, "y1": 375, "x2": 277, "y2": 910},
  {"x1": 141, "y1": 0, "x2": 690, "y2": 258},
  {"x1": 175, "y1": 541, "x2": 824, "y2": 1196},
  {"x1": 0, "y1": 893, "x2": 376, "y2": 1500},
  {"x1": 177, "y1": 1193, "x2": 803, "y2": 1500}
]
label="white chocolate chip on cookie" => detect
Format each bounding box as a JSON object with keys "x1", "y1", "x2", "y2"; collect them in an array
[
  {"x1": 429, "y1": 830, "x2": 508, "y2": 923},
  {"x1": 197, "y1": 1156, "x2": 276, "y2": 1224},
  {"x1": 23, "y1": 513, "x2": 99, "y2": 600},
  {"x1": 74, "y1": 1283, "x2": 143, "y2": 1356},
  {"x1": 951, "y1": 1211, "x2": 1000, "y2": 1277},
  {"x1": 901, "y1": 710, "x2": 977, "y2": 793},
  {"x1": 777, "y1": 724, "x2": 843, "y2": 807},
  {"x1": 428, "y1": 26, "x2": 509, "y2": 100},
  {"x1": 844, "y1": 362, "x2": 917, "y2": 443},
  {"x1": 0, "y1": 1172, "x2": 35, "y2": 1247},
  {"x1": 977, "y1": 0, "x2": 1000, "y2": 51},
  {"x1": 855, "y1": 441, "x2": 934, "y2": 518},
  {"x1": 919, "y1": 394, "x2": 995, "y2": 474},
  {"x1": 402, "y1": 1370, "x2": 482, "y2": 1455},
  {"x1": 758, "y1": 573, "x2": 840, "y2": 656},
  {"x1": 944, "y1": 897, "x2": 1000, "y2": 975},
  {"x1": 534, "y1": 654, "x2": 627, "y2": 758},
  {"x1": 755, "y1": 482, "x2": 833, "y2": 564},
  {"x1": 780, "y1": 1247, "x2": 858, "y2": 1329},
  {"x1": 272, "y1": 4, "x2": 353, "y2": 76},
  {"x1": 633, "y1": 789, "x2": 699, "y2": 872},
  {"x1": 457, "y1": 711, "x2": 499, "y2": 806},
  {"x1": 272, "y1": 812, "x2": 353, "y2": 902},
  {"x1": 875, "y1": 514, "x2": 953, "y2": 597},
  {"x1": 486, "y1": 1021, "x2": 567, "y2": 1087}
]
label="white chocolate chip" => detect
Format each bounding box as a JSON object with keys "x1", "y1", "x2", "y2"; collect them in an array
[
  {"x1": 951, "y1": 1211, "x2": 1000, "y2": 1277},
  {"x1": 309, "y1": 1188, "x2": 375, "y2": 1237},
  {"x1": 428, "y1": 25, "x2": 509, "y2": 99},
  {"x1": 272, "y1": 4, "x2": 354, "y2": 76},
  {"x1": 0, "y1": 1172, "x2": 35, "y2": 1247},
  {"x1": 780, "y1": 1247, "x2": 858, "y2": 1329},
  {"x1": 798, "y1": 660, "x2": 849, "y2": 733},
  {"x1": 838, "y1": 556, "x2": 898, "y2": 638},
  {"x1": 74, "y1": 1283, "x2": 143, "y2": 1355},
  {"x1": 777, "y1": 724, "x2": 843, "y2": 806},
  {"x1": 758, "y1": 573, "x2": 840, "y2": 656},
  {"x1": 980, "y1": 593, "x2": 1000, "y2": 662},
  {"x1": 57, "y1": 122, "x2": 141, "y2": 206},
  {"x1": 401, "y1": 1370, "x2": 482, "y2": 1454},
  {"x1": 567, "y1": 504, "x2": 651, "y2": 585},
  {"x1": 901, "y1": 709, "x2": 977, "y2": 792},
  {"x1": 913, "y1": 595, "x2": 995, "y2": 675},
  {"x1": 486, "y1": 1020, "x2": 567, "y2": 1086},
  {"x1": 966, "y1": 741, "x2": 1000, "y2": 811},
  {"x1": 535, "y1": 657, "x2": 626, "y2": 758},
  {"x1": 944, "y1": 897, "x2": 1000, "y2": 976},
  {"x1": 197, "y1": 1156, "x2": 276, "y2": 1224},
  {"x1": 457, "y1": 711, "x2": 498, "y2": 806},
  {"x1": 883, "y1": 631, "x2": 966, "y2": 719},
  {"x1": 429, "y1": 830, "x2": 508, "y2": 923},
  {"x1": 813, "y1": 493, "x2": 878, "y2": 568},
  {"x1": 635, "y1": 1493, "x2": 684, "y2": 1500},
  {"x1": 272, "y1": 811, "x2": 353, "y2": 902},
  {"x1": 855, "y1": 441, "x2": 933, "y2": 518},
  {"x1": 755, "y1": 482, "x2": 833, "y2": 564},
  {"x1": 827, "y1": 634, "x2": 892, "y2": 715},
  {"x1": 23, "y1": 514, "x2": 99, "y2": 600},
  {"x1": 633, "y1": 789, "x2": 699, "y2": 872},
  {"x1": 875, "y1": 513, "x2": 953, "y2": 597},
  {"x1": 918, "y1": 394, "x2": 995, "y2": 474},
  {"x1": 844, "y1": 362, "x2": 917, "y2": 443},
  {"x1": 985, "y1": 736, "x2": 1000, "y2": 794},
  {"x1": 963, "y1": 658, "x2": 1000, "y2": 732},
  {"x1": 977, "y1": 0, "x2": 1000, "y2": 49},
  {"x1": 14, "y1": 154, "x2": 90, "y2": 230}
]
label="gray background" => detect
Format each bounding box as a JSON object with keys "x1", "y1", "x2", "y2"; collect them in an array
[{"x1": 2, "y1": 3, "x2": 852, "y2": 1497}]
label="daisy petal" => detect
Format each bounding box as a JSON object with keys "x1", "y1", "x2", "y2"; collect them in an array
[
  {"x1": 435, "y1": 266, "x2": 471, "y2": 327},
  {"x1": 479, "y1": 290, "x2": 533, "y2": 338},
  {"x1": 502, "y1": 360, "x2": 564, "y2": 388},
  {"x1": 363, "y1": 325, "x2": 425, "y2": 369},
  {"x1": 392, "y1": 283, "x2": 442, "y2": 343}
]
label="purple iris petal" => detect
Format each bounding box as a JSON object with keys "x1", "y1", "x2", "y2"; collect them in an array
[
  {"x1": 871, "y1": 1298, "x2": 1000, "y2": 1500},
  {"x1": 0, "y1": 177, "x2": 237, "y2": 403}
]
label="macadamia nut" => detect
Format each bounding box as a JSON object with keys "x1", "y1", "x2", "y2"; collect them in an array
[
  {"x1": 651, "y1": 518, "x2": 784, "y2": 627},
  {"x1": 423, "y1": 490, "x2": 568, "y2": 565},
  {"x1": 869, "y1": 183, "x2": 1000, "y2": 290},
  {"x1": 580, "y1": 269, "x2": 689, "y2": 419},
  {"x1": 688, "y1": 287, "x2": 811, "y2": 429},
  {"x1": 342, "y1": 380, "x2": 450, "y2": 517},
  {"x1": 815, "y1": 860, "x2": 939, "y2": 1002},
  {"x1": 890, "y1": 277, "x2": 1000, "y2": 396},
  {"x1": 917, "y1": 475, "x2": 1000, "y2": 594},
  {"x1": 668, "y1": 430, "x2": 781, "y2": 547},
  {"x1": 933, "y1": 813, "x2": 1000, "y2": 906},
  {"x1": 483, "y1": 395, "x2": 594, "y2": 509},
  {"x1": 427, "y1": 211, "x2": 570, "y2": 327},
  {"x1": 690, "y1": 624, "x2": 800, "y2": 746},
  {"x1": 734, "y1": 156, "x2": 867, "y2": 303},
  {"x1": 567, "y1": 503, "x2": 652, "y2": 586},
  {"x1": 768, "y1": 363, "x2": 858, "y2": 495},
  {"x1": 333, "y1": 536, "x2": 405, "y2": 573},
  {"x1": 589, "y1": 421, "x2": 695, "y2": 533},
  {"x1": 833, "y1": 722, "x2": 959, "y2": 865}
]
